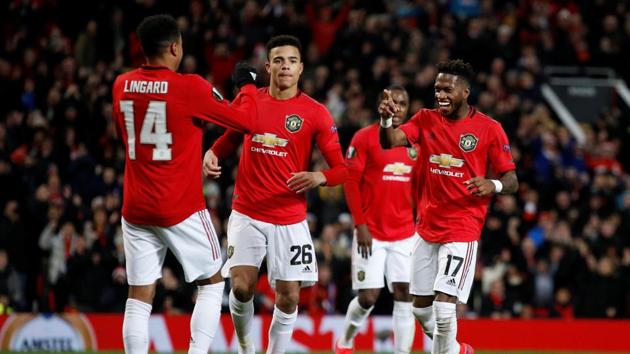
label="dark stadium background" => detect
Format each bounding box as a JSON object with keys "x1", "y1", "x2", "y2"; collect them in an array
[{"x1": 0, "y1": 0, "x2": 629, "y2": 339}]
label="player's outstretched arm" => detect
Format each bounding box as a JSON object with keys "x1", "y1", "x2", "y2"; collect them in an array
[
  {"x1": 378, "y1": 89, "x2": 409, "y2": 149},
  {"x1": 189, "y1": 76, "x2": 257, "y2": 133}
]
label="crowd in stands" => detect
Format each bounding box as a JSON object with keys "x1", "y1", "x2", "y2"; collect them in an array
[{"x1": 0, "y1": 0, "x2": 629, "y2": 319}]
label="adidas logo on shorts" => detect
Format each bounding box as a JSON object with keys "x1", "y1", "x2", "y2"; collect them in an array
[
  {"x1": 446, "y1": 278, "x2": 457, "y2": 287},
  {"x1": 302, "y1": 265, "x2": 312, "y2": 273}
]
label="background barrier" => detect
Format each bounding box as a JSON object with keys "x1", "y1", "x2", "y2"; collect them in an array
[{"x1": 0, "y1": 314, "x2": 628, "y2": 352}]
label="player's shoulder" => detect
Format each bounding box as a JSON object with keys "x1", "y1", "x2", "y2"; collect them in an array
[
  {"x1": 299, "y1": 91, "x2": 330, "y2": 113},
  {"x1": 356, "y1": 123, "x2": 378, "y2": 138},
  {"x1": 352, "y1": 123, "x2": 378, "y2": 146},
  {"x1": 411, "y1": 108, "x2": 440, "y2": 120},
  {"x1": 472, "y1": 108, "x2": 504, "y2": 129},
  {"x1": 113, "y1": 68, "x2": 137, "y2": 85},
  {"x1": 179, "y1": 73, "x2": 209, "y2": 86}
]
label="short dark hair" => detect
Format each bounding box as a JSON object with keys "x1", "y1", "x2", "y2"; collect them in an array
[
  {"x1": 136, "y1": 14, "x2": 181, "y2": 58},
  {"x1": 436, "y1": 59, "x2": 475, "y2": 86},
  {"x1": 377, "y1": 84, "x2": 409, "y2": 103},
  {"x1": 266, "y1": 35, "x2": 302, "y2": 60}
]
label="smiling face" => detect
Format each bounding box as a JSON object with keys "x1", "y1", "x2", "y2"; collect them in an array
[
  {"x1": 434, "y1": 73, "x2": 470, "y2": 119},
  {"x1": 266, "y1": 45, "x2": 303, "y2": 91}
]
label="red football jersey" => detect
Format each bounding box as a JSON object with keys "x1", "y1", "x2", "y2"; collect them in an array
[
  {"x1": 399, "y1": 107, "x2": 515, "y2": 243},
  {"x1": 211, "y1": 88, "x2": 346, "y2": 225},
  {"x1": 345, "y1": 123, "x2": 418, "y2": 241},
  {"x1": 112, "y1": 65, "x2": 257, "y2": 227}
]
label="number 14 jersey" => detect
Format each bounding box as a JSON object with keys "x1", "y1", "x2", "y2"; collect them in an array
[{"x1": 112, "y1": 65, "x2": 256, "y2": 227}]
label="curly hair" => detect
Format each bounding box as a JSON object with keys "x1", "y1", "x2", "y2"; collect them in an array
[{"x1": 436, "y1": 59, "x2": 475, "y2": 85}]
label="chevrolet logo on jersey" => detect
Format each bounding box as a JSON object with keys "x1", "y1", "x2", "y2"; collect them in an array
[
  {"x1": 383, "y1": 162, "x2": 412, "y2": 175},
  {"x1": 252, "y1": 133, "x2": 288, "y2": 147},
  {"x1": 429, "y1": 154, "x2": 464, "y2": 168}
]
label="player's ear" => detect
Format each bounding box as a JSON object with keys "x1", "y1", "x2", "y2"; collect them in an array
[
  {"x1": 169, "y1": 41, "x2": 178, "y2": 58},
  {"x1": 265, "y1": 61, "x2": 271, "y2": 75},
  {"x1": 463, "y1": 86, "x2": 470, "y2": 100},
  {"x1": 298, "y1": 62, "x2": 304, "y2": 76}
]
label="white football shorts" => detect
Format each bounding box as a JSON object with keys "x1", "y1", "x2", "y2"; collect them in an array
[
  {"x1": 122, "y1": 209, "x2": 222, "y2": 286},
  {"x1": 409, "y1": 236, "x2": 478, "y2": 304},
  {"x1": 221, "y1": 210, "x2": 318, "y2": 288},
  {"x1": 351, "y1": 232, "x2": 416, "y2": 292}
]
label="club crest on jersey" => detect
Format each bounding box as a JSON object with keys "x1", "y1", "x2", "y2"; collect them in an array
[
  {"x1": 357, "y1": 270, "x2": 365, "y2": 281},
  {"x1": 212, "y1": 87, "x2": 224, "y2": 101},
  {"x1": 347, "y1": 146, "x2": 356, "y2": 159},
  {"x1": 285, "y1": 114, "x2": 303, "y2": 133},
  {"x1": 407, "y1": 147, "x2": 418, "y2": 160},
  {"x1": 459, "y1": 133, "x2": 478, "y2": 152},
  {"x1": 227, "y1": 246, "x2": 234, "y2": 259}
]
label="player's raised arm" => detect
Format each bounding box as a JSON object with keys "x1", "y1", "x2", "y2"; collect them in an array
[
  {"x1": 189, "y1": 63, "x2": 259, "y2": 133},
  {"x1": 378, "y1": 89, "x2": 410, "y2": 149}
]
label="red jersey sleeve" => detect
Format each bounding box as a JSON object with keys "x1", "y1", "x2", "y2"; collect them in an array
[
  {"x1": 344, "y1": 130, "x2": 368, "y2": 225},
  {"x1": 488, "y1": 122, "x2": 516, "y2": 175},
  {"x1": 211, "y1": 129, "x2": 244, "y2": 159},
  {"x1": 315, "y1": 107, "x2": 347, "y2": 186},
  {"x1": 398, "y1": 110, "x2": 425, "y2": 145},
  {"x1": 187, "y1": 76, "x2": 256, "y2": 133}
]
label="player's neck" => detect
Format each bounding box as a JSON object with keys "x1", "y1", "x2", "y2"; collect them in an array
[
  {"x1": 269, "y1": 84, "x2": 298, "y2": 100},
  {"x1": 446, "y1": 103, "x2": 471, "y2": 121},
  {"x1": 146, "y1": 57, "x2": 176, "y2": 71}
]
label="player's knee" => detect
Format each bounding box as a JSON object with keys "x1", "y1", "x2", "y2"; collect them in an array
[
  {"x1": 358, "y1": 289, "x2": 379, "y2": 308},
  {"x1": 392, "y1": 283, "x2": 411, "y2": 302},
  {"x1": 231, "y1": 277, "x2": 256, "y2": 302},
  {"x1": 413, "y1": 295, "x2": 434, "y2": 308},
  {"x1": 275, "y1": 289, "x2": 299, "y2": 312},
  {"x1": 128, "y1": 284, "x2": 156, "y2": 304}
]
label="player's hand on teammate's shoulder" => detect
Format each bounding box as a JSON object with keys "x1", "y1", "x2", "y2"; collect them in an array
[
  {"x1": 378, "y1": 89, "x2": 400, "y2": 120},
  {"x1": 203, "y1": 149, "x2": 221, "y2": 179},
  {"x1": 232, "y1": 61, "x2": 258, "y2": 89},
  {"x1": 286, "y1": 171, "x2": 326, "y2": 194},
  {"x1": 356, "y1": 224, "x2": 372, "y2": 259},
  {"x1": 464, "y1": 176, "x2": 496, "y2": 197}
]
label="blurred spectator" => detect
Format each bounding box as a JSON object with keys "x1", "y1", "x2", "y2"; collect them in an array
[
  {"x1": 0, "y1": 0, "x2": 628, "y2": 318},
  {"x1": 0, "y1": 249, "x2": 24, "y2": 311}
]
